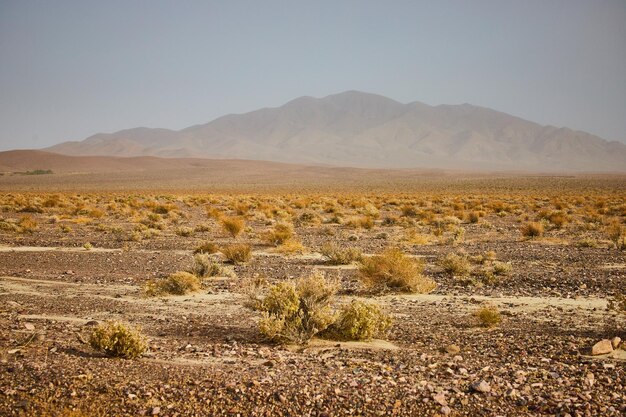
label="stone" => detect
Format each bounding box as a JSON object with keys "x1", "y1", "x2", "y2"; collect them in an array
[
  {"x1": 470, "y1": 380, "x2": 491, "y2": 393},
  {"x1": 23, "y1": 323, "x2": 35, "y2": 331},
  {"x1": 151, "y1": 407, "x2": 161, "y2": 415},
  {"x1": 611, "y1": 337, "x2": 621, "y2": 349},
  {"x1": 445, "y1": 344, "x2": 460, "y2": 355},
  {"x1": 433, "y1": 392, "x2": 447, "y2": 406},
  {"x1": 441, "y1": 405, "x2": 452, "y2": 415},
  {"x1": 591, "y1": 339, "x2": 613, "y2": 356}
]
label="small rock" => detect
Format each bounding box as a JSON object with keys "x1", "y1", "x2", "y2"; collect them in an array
[
  {"x1": 591, "y1": 339, "x2": 613, "y2": 355},
  {"x1": 433, "y1": 392, "x2": 447, "y2": 406},
  {"x1": 440, "y1": 406, "x2": 451, "y2": 416},
  {"x1": 151, "y1": 406, "x2": 161, "y2": 415},
  {"x1": 611, "y1": 336, "x2": 621, "y2": 349},
  {"x1": 445, "y1": 344, "x2": 460, "y2": 355},
  {"x1": 470, "y1": 380, "x2": 491, "y2": 394},
  {"x1": 23, "y1": 323, "x2": 35, "y2": 331}
]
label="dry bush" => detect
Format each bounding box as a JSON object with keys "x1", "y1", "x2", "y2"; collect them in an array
[
  {"x1": 175, "y1": 226, "x2": 194, "y2": 237},
  {"x1": 320, "y1": 242, "x2": 362, "y2": 265},
  {"x1": 89, "y1": 321, "x2": 147, "y2": 359},
  {"x1": 359, "y1": 248, "x2": 435, "y2": 293},
  {"x1": 221, "y1": 243, "x2": 252, "y2": 264},
  {"x1": 17, "y1": 215, "x2": 38, "y2": 233},
  {"x1": 221, "y1": 216, "x2": 245, "y2": 238},
  {"x1": 273, "y1": 238, "x2": 306, "y2": 255},
  {"x1": 474, "y1": 306, "x2": 502, "y2": 327},
  {"x1": 404, "y1": 229, "x2": 432, "y2": 245},
  {"x1": 347, "y1": 215, "x2": 374, "y2": 229},
  {"x1": 246, "y1": 272, "x2": 338, "y2": 344},
  {"x1": 190, "y1": 253, "x2": 230, "y2": 278},
  {"x1": 263, "y1": 222, "x2": 294, "y2": 245},
  {"x1": 521, "y1": 221, "x2": 544, "y2": 238},
  {"x1": 324, "y1": 300, "x2": 392, "y2": 341},
  {"x1": 492, "y1": 261, "x2": 512, "y2": 276},
  {"x1": 546, "y1": 211, "x2": 568, "y2": 228},
  {"x1": 194, "y1": 241, "x2": 219, "y2": 254},
  {"x1": 576, "y1": 238, "x2": 598, "y2": 248},
  {"x1": 144, "y1": 271, "x2": 201, "y2": 296},
  {"x1": 605, "y1": 219, "x2": 626, "y2": 250},
  {"x1": 466, "y1": 211, "x2": 481, "y2": 223},
  {"x1": 439, "y1": 253, "x2": 471, "y2": 277},
  {"x1": 297, "y1": 210, "x2": 322, "y2": 225},
  {"x1": 401, "y1": 204, "x2": 418, "y2": 217}
]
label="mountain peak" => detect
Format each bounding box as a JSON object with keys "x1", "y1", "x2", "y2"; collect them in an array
[{"x1": 45, "y1": 92, "x2": 626, "y2": 172}]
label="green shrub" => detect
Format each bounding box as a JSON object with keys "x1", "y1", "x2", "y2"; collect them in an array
[
  {"x1": 89, "y1": 321, "x2": 147, "y2": 359},
  {"x1": 221, "y1": 243, "x2": 252, "y2": 264},
  {"x1": 320, "y1": 242, "x2": 362, "y2": 265},
  {"x1": 358, "y1": 248, "x2": 435, "y2": 293},
  {"x1": 144, "y1": 271, "x2": 201, "y2": 296},
  {"x1": 326, "y1": 300, "x2": 392, "y2": 341}
]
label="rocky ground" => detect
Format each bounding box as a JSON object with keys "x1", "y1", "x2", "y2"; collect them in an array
[{"x1": 0, "y1": 189, "x2": 625, "y2": 416}]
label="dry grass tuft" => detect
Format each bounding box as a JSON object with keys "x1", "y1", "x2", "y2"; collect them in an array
[
  {"x1": 521, "y1": 221, "x2": 544, "y2": 238},
  {"x1": 221, "y1": 243, "x2": 252, "y2": 264},
  {"x1": 320, "y1": 242, "x2": 362, "y2": 265},
  {"x1": 144, "y1": 271, "x2": 201, "y2": 296},
  {"x1": 246, "y1": 272, "x2": 338, "y2": 344},
  {"x1": 358, "y1": 248, "x2": 435, "y2": 293},
  {"x1": 474, "y1": 306, "x2": 502, "y2": 327},
  {"x1": 221, "y1": 216, "x2": 245, "y2": 238},
  {"x1": 89, "y1": 321, "x2": 147, "y2": 359},
  {"x1": 324, "y1": 300, "x2": 392, "y2": 341}
]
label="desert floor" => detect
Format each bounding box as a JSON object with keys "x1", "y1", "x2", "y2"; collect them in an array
[{"x1": 0, "y1": 174, "x2": 624, "y2": 416}]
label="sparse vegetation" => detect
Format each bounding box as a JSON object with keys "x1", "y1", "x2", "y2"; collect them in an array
[
  {"x1": 245, "y1": 272, "x2": 338, "y2": 344},
  {"x1": 263, "y1": 222, "x2": 294, "y2": 245},
  {"x1": 358, "y1": 248, "x2": 435, "y2": 293},
  {"x1": 221, "y1": 216, "x2": 245, "y2": 238},
  {"x1": 144, "y1": 271, "x2": 201, "y2": 296},
  {"x1": 439, "y1": 253, "x2": 471, "y2": 277},
  {"x1": 325, "y1": 300, "x2": 392, "y2": 341},
  {"x1": 474, "y1": 306, "x2": 502, "y2": 327},
  {"x1": 521, "y1": 221, "x2": 544, "y2": 238},
  {"x1": 221, "y1": 243, "x2": 252, "y2": 264},
  {"x1": 89, "y1": 321, "x2": 147, "y2": 359},
  {"x1": 320, "y1": 242, "x2": 362, "y2": 265},
  {"x1": 194, "y1": 240, "x2": 219, "y2": 254}
]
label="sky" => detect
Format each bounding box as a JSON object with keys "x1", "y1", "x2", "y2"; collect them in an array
[{"x1": 0, "y1": 0, "x2": 625, "y2": 151}]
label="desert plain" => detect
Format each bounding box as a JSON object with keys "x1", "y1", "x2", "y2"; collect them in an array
[{"x1": 0, "y1": 164, "x2": 624, "y2": 417}]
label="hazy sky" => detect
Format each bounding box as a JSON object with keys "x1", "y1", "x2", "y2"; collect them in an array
[{"x1": 1, "y1": 0, "x2": 625, "y2": 151}]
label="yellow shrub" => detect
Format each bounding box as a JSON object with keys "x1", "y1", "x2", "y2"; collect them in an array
[{"x1": 358, "y1": 248, "x2": 435, "y2": 293}]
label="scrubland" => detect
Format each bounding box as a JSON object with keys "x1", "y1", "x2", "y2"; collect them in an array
[{"x1": 0, "y1": 176, "x2": 625, "y2": 416}]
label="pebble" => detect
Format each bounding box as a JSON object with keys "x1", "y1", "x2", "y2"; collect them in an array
[
  {"x1": 470, "y1": 380, "x2": 491, "y2": 394},
  {"x1": 591, "y1": 339, "x2": 613, "y2": 355}
]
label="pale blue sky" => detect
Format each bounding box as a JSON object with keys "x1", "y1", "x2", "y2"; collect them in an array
[{"x1": 1, "y1": 0, "x2": 625, "y2": 150}]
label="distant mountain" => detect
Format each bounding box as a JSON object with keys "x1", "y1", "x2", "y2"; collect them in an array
[{"x1": 46, "y1": 91, "x2": 626, "y2": 171}]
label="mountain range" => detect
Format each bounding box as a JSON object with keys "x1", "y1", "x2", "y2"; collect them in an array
[{"x1": 46, "y1": 91, "x2": 626, "y2": 172}]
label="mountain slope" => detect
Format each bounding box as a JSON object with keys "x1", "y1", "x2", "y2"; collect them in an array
[{"x1": 46, "y1": 91, "x2": 626, "y2": 171}]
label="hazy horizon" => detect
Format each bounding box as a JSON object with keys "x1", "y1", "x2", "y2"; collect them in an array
[{"x1": 1, "y1": 0, "x2": 625, "y2": 151}]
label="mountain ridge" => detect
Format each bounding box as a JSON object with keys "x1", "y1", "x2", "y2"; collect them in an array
[{"x1": 46, "y1": 91, "x2": 626, "y2": 172}]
